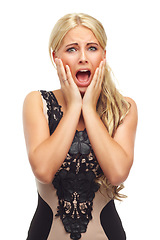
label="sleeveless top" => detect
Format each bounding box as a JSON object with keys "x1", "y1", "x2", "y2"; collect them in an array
[{"x1": 26, "y1": 90, "x2": 126, "y2": 240}]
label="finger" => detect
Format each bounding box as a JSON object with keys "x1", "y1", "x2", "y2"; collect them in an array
[
  {"x1": 58, "y1": 59, "x2": 68, "y2": 84},
  {"x1": 65, "y1": 65, "x2": 76, "y2": 86},
  {"x1": 92, "y1": 60, "x2": 104, "y2": 88},
  {"x1": 92, "y1": 60, "x2": 103, "y2": 88},
  {"x1": 95, "y1": 60, "x2": 105, "y2": 88},
  {"x1": 55, "y1": 58, "x2": 68, "y2": 85},
  {"x1": 101, "y1": 59, "x2": 106, "y2": 82},
  {"x1": 90, "y1": 67, "x2": 99, "y2": 87}
]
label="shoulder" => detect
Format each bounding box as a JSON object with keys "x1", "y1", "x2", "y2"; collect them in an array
[
  {"x1": 23, "y1": 90, "x2": 58, "y2": 107},
  {"x1": 125, "y1": 96, "x2": 137, "y2": 109},
  {"x1": 114, "y1": 96, "x2": 138, "y2": 143},
  {"x1": 123, "y1": 96, "x2": 138, "y2": 127},
  {"x1": 125, "y1": 96, "x2": 138, "y2": 116},
  {"x1": 23, "y1": 91, "x2": 42, "y2": 105},
  {"x1": 23, "y1": 89, "x2": 63, "y2": 113},
  {"x1": 23, "y1": 91, "x2": 43, "y2": 117}
]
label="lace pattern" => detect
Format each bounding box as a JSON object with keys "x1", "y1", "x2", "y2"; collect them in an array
[
  {"x1": 40, "y1": 90, "x2": 103, "y2": 240},
  {"x1": 40, "y1": 90, "x2": 63, "y2": 135}
]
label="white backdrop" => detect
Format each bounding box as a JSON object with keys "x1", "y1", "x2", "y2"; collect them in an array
[{"x1": 1, "y1": 0, "x2": 160, "y2": 239}]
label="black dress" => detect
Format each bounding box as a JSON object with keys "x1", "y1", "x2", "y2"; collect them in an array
[{"x1": 26, "y1": 90, "x2": 126, "y2": 240}]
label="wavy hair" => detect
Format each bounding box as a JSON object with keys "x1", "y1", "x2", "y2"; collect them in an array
[{"x1": 49, "y1": 13, "x2": 130, "y2": 200}]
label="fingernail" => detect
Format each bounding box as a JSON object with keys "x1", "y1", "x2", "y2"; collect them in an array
[
  {"x1": 54, "y1": 57, "x2": 57, "y2": 61},
  {"x1": 66, "y1": 65, "x2": 70, "y2": 70}
]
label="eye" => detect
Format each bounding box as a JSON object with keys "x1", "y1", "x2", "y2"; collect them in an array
[
  {"x1": 88, "y1": 46, "x2": 97, "y2": 51},
  {"x1": 66, "y1": 47, "x2": 77, "y2": 53}
]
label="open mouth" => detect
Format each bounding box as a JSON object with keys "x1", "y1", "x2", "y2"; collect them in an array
[{"x1": 76, "y1": 70, "x2": 91, "y2": 83}]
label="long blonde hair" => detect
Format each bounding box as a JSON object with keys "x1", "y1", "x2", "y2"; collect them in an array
[{"x1": 49, "y1": 13, "x2": 130, "y2": 200}]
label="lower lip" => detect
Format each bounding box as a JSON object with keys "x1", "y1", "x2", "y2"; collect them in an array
[{"x1": 75, "y1": 76, "x2": 91, "y2": 87}]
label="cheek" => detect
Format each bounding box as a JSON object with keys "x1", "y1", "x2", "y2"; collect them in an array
[
  {"x1": 92, "y1": 60, "x2": 101, "y2": 70},
  {"x1": 60, "y1": 58, "x2": 76, "y2": 78},
  {"x1": 91, "y1": 54, "x2": 104, "y2": 67},
  {"x1": 65, "y1": 58, "x2": 76, "y2": 72},
  {"x1": 62, "y1": 56, "x2": 75, "y2": 68}
]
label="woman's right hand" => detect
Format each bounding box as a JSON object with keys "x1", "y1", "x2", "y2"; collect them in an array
[{"x1": 55, "y1": 58, "x2": 82, "y2": 110}]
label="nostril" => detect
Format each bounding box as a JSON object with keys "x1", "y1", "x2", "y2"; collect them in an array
[
  {"x1": 79, "y1": 53, "x2": 88, "y2": 63},
  {"x1": 79, "y1": 59, "x2": 88, "y2": 63}
]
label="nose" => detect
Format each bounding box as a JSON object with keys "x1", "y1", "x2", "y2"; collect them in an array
[{"x1": 79, "y1": 50, "x2": 88, "y2": 64}]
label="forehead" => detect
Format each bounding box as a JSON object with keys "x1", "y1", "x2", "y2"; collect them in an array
[{"x1": 62, "y1": 26, "x2": 99, "y2": 45}]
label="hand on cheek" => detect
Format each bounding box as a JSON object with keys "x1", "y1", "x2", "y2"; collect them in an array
[
  {"x1": 82, "y1": 59, "x2": 106, "y2": 112},
  {"x1": 55, "y1": 58, "x2": 82, "y2": 110}
]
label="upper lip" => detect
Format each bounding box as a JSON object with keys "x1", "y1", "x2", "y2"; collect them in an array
[{"x1": 75, "y1": 68, "x2": 91, "y2": 76}]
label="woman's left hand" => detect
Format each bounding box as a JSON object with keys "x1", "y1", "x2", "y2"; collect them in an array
[{"x1": 82, "y1": 59, "x2": 106, "y2": 113}]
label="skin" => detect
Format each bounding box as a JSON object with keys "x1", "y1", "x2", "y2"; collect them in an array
[{"x1": 23, "y1": 26, "x2": 138, "y2": 186}]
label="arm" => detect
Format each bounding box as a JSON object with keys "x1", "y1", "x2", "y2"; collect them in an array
[
  {"x1": 23, "y1": 60, "x2": 82, "y2": 184},
  {"x1": 83, "y1": 98, "x2": 137, "y2": 186},
  {"x1": 82, "y1": 61, "x2": 138, "y2": 186}
]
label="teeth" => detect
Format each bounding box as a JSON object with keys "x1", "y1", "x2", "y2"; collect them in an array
[{"x1": 79, "y1": 70, "x2": 89, "y2": 72}]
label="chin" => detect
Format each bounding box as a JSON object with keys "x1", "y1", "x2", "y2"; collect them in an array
[{"x1": 78, "y1": 87, "x2": 87, "y2": 95}]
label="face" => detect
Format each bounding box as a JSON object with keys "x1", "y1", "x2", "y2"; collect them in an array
[{"x1": 53, "y1": 26, "x2": 106, "y2": 93}]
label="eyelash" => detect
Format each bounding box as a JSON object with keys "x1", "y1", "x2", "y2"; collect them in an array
[
  {"x1": 66, "y1": 46, "x2": 98, "y2": 52},
  {"x1": 66, "y1": 47, "x2": 76, "y2": 52},
  {"x1": 88, "y1": 46, "x2": 97, "y2": 51}
]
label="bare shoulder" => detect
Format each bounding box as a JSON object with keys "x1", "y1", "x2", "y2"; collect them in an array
[
  {"x1": 23, "y1": 91, "x2": 50, "y2": 153},
  {"x1": 23, "y1": 91, "x2": 44, "y2": 125},
  {"x1": 125, "y1": 96, "x2": 137, "y2": 109},
  {"x1": 120, "y1": 96, "x2": 138, "y2": 131},
  {"x1": 23, "y1": 91, "x2": 42, "y2": 108},
  {"x1": 114, "y1": 96, "x2": 138, "y2": 151}
]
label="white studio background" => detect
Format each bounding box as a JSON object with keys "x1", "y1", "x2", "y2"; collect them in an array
[{"x1": 0, "y1": 0, "x2": 160, "y2": 239}]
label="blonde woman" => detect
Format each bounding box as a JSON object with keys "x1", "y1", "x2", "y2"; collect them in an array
[{"x1": 23, "y1": 13, "x2": 137, "y2": 240}]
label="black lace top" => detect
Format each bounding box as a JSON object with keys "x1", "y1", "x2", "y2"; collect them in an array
[{"x1": 40, "y1": 90, "x2": 103, "y2": 240}]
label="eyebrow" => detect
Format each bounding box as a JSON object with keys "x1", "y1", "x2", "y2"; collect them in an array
[{"x1": 65, "y1": 42, "x2": 99, "y2": 48}]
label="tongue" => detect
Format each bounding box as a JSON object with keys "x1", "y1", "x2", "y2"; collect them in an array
[{"x1": 76, "y1": 72, "x2": 89, "y2": 82}]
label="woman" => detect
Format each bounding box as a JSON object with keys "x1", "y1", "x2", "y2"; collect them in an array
[{"x1": 23, "y1": 13, "x2": 137, "y2": 240}]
